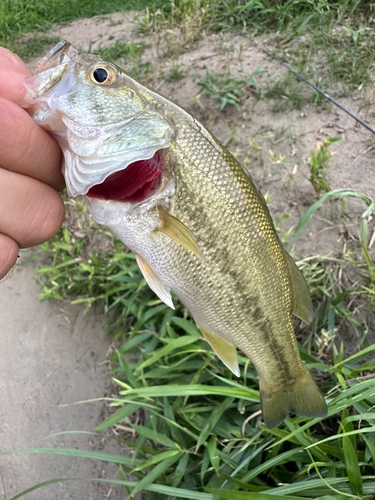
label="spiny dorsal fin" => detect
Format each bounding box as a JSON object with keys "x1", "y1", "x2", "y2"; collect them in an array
[
  {"x1": 285, "y1": 252, "x2": 313, "y2": 324},
  {"x1": 158, "y1": 207, "x2": 201, "y2": 258},
  {"x1": 135, "y1": 254, "x2": 175, "y2": 310},
  {"x1": 197, "y1": 323, "x2": 240, "y2": 377}
]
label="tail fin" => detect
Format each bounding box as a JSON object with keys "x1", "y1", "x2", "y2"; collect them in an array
[{"x1": 260, "y1": 366, "x2": 327, "y2": 428}]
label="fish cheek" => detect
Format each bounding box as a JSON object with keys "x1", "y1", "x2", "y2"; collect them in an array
[{"x1": 58, "y1": 86, "x2": 145, "y2": 126}]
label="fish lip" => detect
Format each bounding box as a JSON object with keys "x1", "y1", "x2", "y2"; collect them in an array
[
  {"x1": 35, "y1": 40, "x2": 79, "y2": 73},
  {"x1": 23, "y1": 40, "x2": 78, "y2": 103}
]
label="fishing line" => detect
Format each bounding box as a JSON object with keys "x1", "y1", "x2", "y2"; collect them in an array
[{"x1": 262, "y1": 47, "x2": 375, "y2": 136}]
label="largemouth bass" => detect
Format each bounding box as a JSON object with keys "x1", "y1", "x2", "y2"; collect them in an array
[{"x1": 23, "y1": 41, "x2": 327, "y2": 428}]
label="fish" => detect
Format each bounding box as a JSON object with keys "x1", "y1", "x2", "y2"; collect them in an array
[{"x1": 22, "y1": 40, "x2": 327, "y2": 428}]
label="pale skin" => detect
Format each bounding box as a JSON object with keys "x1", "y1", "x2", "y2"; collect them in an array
[{"x1": 0, "y1": 47, "x2": 65, "y2": 280}]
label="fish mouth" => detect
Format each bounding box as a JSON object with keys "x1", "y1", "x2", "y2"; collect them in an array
[
  {"x1": 86, "y1": 149, "x2": 165, "y2": 204},
  {"x1": 36, "y1": 40, "x2": 78, "y2": 73},
  {"x1": 24, "y1": 41, "x2": 78, "y2": 100},
  {"x1": 22, "y1": 40, "x2": 174, "y2": 205}
]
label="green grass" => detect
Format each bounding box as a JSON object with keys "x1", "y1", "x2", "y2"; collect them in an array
[
  {"x1": 4, "y1": 293, "x2": 375, "y2": 499},
  {"x1": 168, "y1": 66, "x2": 185, "y2": 82},
  {"x1": 0, "y1": 0, "x2": 163, "y2": 55},
  {"x1": 94, "y1": 40, "x2": 145, "y2": 62},
  {"x1": 198, "y1": 67, "x2": 264, "y2": 111},
  {"x1": 138, "y1": 0, "x2": 373, "y2": 34},
  {"x1": 4, "y1": 0, "x2": 375, "y2": 498},
  {"x1": 5, "y1": 0, "x2": 375, "y2": 100},
  {"x1": 307, "y1": 136, "x2": 341, "y2": 197},
  {"x1": 93, "y1": 40, "x2": 151, "y2": 79},
  {"x1": 27, "y1": 190, "x2": 375, "y2": 499},
  {"x1": 265, "y1": 71, "x2": 325, "y2": 112},
  {"x1": 138, "y1": 0, "x2": 375, "y2": 101}
]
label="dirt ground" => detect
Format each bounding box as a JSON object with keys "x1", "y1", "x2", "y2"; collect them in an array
[
  {"x1": 0, "y1": 255, "x2": 127, "y2": 500},
  {"x1": 2, "y1": 10, "x2": 374, "y2": 499}
]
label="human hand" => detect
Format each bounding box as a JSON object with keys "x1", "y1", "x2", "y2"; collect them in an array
[{"x1": 0, "y1": 47, "x2": 65, "y2": 280}]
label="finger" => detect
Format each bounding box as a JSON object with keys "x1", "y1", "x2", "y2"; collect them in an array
[
  {"x1": 0, "y1": 97, "x2": 64, "y2": 190},
  {"x1": 0, "y1": 47, "x2": 32, "y2": 103},
  {"x1": 0, "y1": 168, "x2": 65, "y2": 248},
  {"x1": 0, "y1": 233, "x2": 19, "y2": 280}
]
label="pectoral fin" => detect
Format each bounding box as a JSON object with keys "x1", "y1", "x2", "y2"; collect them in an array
[
  {"x1": 158, "y1": 207, "x2": 201, "y2": 258},
  {"x1": 285, "y1": 252, "x2": 313, "y2": 324},
  {"x1": 135, "y1": 254, "x2": 175, "y2": 310},
  {"x1": 197, "y1": 323, "x2": 240, "y2": 377}
]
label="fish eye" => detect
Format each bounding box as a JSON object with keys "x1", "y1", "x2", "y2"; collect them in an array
[
  {"x1": 94, "y1": 68, "x2": 108, "y2": 82},
  {"x1": 89, "y1": 64, "x2": 116, "y2": 86}
]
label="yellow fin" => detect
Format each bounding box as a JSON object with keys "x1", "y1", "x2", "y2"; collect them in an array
[
  {"x1": 197, "y1": 323, "x2": 240, "y2": 377},
  {"x1": 135, "y1": 254, "x2": 175, "y2": 310},
  {"x1": 285, "y1": 252, "x2": 313, "y2": 324},
  {"x1": 260, "y1": 365, "x2": 327, "y2": 428},
  {"x1": 158, "y1": 207, "x2": 201, "y2": 258}
]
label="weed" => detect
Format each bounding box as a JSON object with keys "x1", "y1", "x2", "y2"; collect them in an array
[
  {"x1": 269, "y1": 149, "x2": 286, "y2": 165},
  {"x1": 308, "y1": 136, "x2": 341, "y2": 197},
  {"x1": 136, "y1": 0, "x2": 208, "y2": 55},
  {"x1": 324, "y1": 25, "x2": 375, "y2": 87},
  {"x1": 198, "y1": 67, "x2": 264, "y2": 111},
  {"x1": 37, "y1": 226, "x2": 157, "y2": 336},
  {"x1": 265, "y1": 72, "x2": 317, "y2": 112},
  {"x1": 168, "y1": 65, "x2": 184, "y2": 82},
  {"x1": 94, "y1": 41, "x2": 145, "y2": 62}
]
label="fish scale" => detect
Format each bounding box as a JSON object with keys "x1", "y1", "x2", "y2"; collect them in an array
[
  {"x1": 23, "y1": 40, "x2": 327, "y2": 428},
  {"x1": 168, "y1": 123, "x2": 296, "y2": 373}
]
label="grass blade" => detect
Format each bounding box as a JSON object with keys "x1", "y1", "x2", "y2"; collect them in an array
[
  {"x1": 130, "y1": 452, "x2": 184, "y2": 497},
  {"x1": 95, "y1": 403, "x2": 141, "y2": 432},
  {"x1": 341, "y1": 409, "x2": 363, "y2": 496},
  {"x1": 207, "y1": 490, "x2": 308, "y2": 500},
  {"x1": 136, "y1": 335, "x2": 199, "y2": 372},
  {"x1": 9, "y1": 479, "x2": 74, "y2": 500},
  {"x1": 121, "y1": 384, "x2": 259, "y2": 401},
  {"x1": 0, "y1": 447, "x2": 136, "y2": 465},
  {"x1": 196, "y1": 397, "x2": 234, "y2": 450},
  {"x1": 288, "y1": 189, "x2": 373, "y2": 250}
]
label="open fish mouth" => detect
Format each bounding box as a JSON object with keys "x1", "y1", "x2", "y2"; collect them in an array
[
  {"x1": 86, "y1": 149, "x2": 165, "y2": 204},
  {"x1": 23, "y1": 40, "x2": 174, "y2": 201}
]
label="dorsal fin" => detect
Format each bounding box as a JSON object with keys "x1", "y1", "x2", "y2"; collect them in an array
[{"x1": 285, "y1": 252, "x2": 313, "y2": 324}]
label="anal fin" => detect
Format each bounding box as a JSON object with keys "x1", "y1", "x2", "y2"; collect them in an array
[
  {"x1": 135, "y1": 254, "x2": 175, "y2": 310},
  {"x1": 197, "y1": 323, "x2": 240, "y2": 377},
  {"x1": 158, "y1": 207, "x2": 201, "y2": 258}
]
